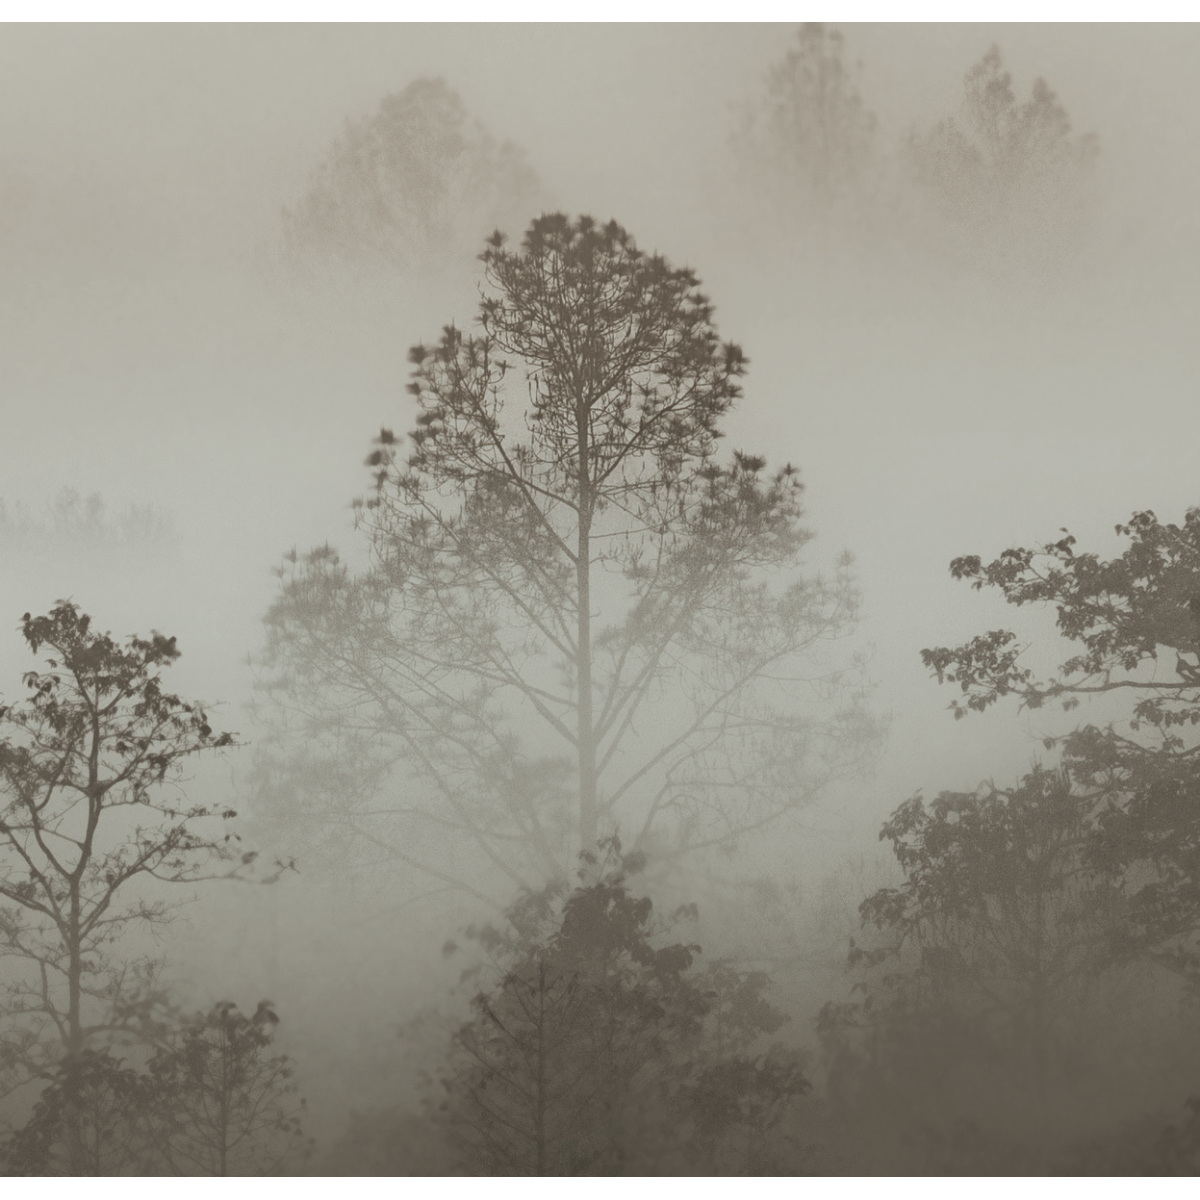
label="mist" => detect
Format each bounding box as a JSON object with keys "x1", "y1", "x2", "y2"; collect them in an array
[{"x1": 1, "y1": 22, "x2": 1199, "y2": 1176}]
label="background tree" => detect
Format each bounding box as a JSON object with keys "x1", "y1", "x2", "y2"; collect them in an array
[
  {"x1": 907, "y1": 44, "x2": 1098, "y2": 266},
  {"x1": 0, "y1": 488, "x2": 174, "y2": 569},
  {"x1": 143, "y1": 1000, "x2": 309, "y2": 1176},
  {"x1": 921, "y1": 508, "x2": 1200, "y2": 984},
  {"x1": 435, "y1": 840, "x2": 810, "y2": 1175},
  {"x1": 0, "y1": 602, "x2": 240, "y2": 1173},
  {"x1": 282, "y1": 77, "x2": 541, "y2": 278},
  {"x1": 256, "y1": 213, "x2": 876, "y2": 899},
  {"x1": 2, "y1": 1000, "x2": 308, "y2": 1177},
  {"x1": 745, "y1": 24, "x2": 876, "y2": 221}
]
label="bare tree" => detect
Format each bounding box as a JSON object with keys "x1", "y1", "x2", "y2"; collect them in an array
[{"x1": 256, "y1": 213, "x2": 877, "y2": 900}]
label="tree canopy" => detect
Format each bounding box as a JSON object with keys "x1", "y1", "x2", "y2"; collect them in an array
[
  {"x1": 922, "y1": 509, "x2": 1200, "y2": 983},
  {"x1": 435, "y1": 841, "x2": 810, "y2": 1175},
  {"x1": 257, "y1": 213, "x2": 876, "y2": 898}
]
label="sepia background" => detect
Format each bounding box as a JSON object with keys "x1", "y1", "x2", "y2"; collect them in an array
[{"x1": 1, "y1": 23, "x2": 1198, "y2": 1175}]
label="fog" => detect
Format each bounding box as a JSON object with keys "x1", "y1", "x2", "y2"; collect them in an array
[{"x1": 1, "y1": 23, "x2": 1199, "y2": 1176}]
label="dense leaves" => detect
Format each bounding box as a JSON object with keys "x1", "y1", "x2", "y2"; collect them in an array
[
  {"x1": 850, "y1": 768, "x2": 1112, "y2": 1093},
  {"x1": 1, "y1": 1001, "x2": 308, "y2": 1176},
  {"x1": 922, "y1": 509, "x2": 1200, "y2": 977}
]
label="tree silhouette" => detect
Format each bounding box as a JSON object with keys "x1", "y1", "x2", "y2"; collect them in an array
[
  {"x1": 849, "y1": 767, "x2": 1113, "y2": 1099},
  {"x1": 143, "y1": 1000, "x2": 309, "y2": 1176},
  {"x1": 921, "y1": 508, "x2": 1200, "y2": 982},
  {"x1": 282, "y1": 77, "x2": 540, "y2": 277},
  {"x1": 908, "y1": 44, "x2": 1097, "y2": 264},
  {"x1": 2, "y1": 1000, "x2": 308, "y2": 1176},
  {"x1": 256, "y1": 213, "x2": 876, "y2": 897},
  {"x1": 0, "y1": 602, "x2": 241, "y2": 1172},
  {"x1": 436, "y1": 841, "x2": 809, "y2": 1175},
  {"x1": 1, "y1": 1049, "x2": 148, "y2": 1176},
  {"x1": 0, "y1": 488, "x2": 173, "y2": 566}
]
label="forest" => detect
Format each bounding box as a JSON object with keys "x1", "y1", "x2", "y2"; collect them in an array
[{"x1": 1, "y1": 23, "x2": 1199, "y2": 1176}]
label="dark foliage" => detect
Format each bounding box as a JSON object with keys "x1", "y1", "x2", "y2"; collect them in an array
[
  {"x1": 2, "y1": 1050, "x2": 146, "y2": 1176},
  {"x1": 143, "y1": 1000, "x2": 310, "y2": 1176},
  {"x1": 431, "y1": 840, "x2": 811, "y2": 1175},
  {"x1": 1, "y1": 1000, "x2": 307, "y2": 1176},
  {"x1": 922, "y1": 508, "x2": 1200, "y2": 979}
]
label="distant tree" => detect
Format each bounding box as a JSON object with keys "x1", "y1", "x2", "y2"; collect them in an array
[
  {"x1": 256, "y1": 213, "x2": 876, "y2": 898},
  {"x1": 2, "y1": 1000, "x2": 308, "y2": 1177},
  {"x1": 0, "y1": 488, "x2": 173, "y2": 565},
  {"x1": 907, "y1": 45, "x2": 1097, "y2": 263},
  {"x1": 746, "y1": 24, "x2": 876, "y2": 220},
  {"x1": 143, "y1": 1000, "x2": 309, "y2": 1176},
  {"x1": 282, "y1": 77, "x2": 541, "y2": 277},
  {"x1": 921, "y1": 508, "x2": 1200, "y2": 984},
  {"x1": 436, "y1": 840, "x2": 810, "y2": 1175},
  {"x1": 0, "y1": 603, "x2": 242, "y2": 1173}
]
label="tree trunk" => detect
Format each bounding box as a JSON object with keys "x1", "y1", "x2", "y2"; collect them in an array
[
  {"x1": 65, "y1": 887, "x2": 86, "y2": 1175},
  {"x1": 535, "y1": 961, "x2": 547, "y2": 1176},
  {"x1": 576, "y1": 402, "x2": 597, "y2": 858}
]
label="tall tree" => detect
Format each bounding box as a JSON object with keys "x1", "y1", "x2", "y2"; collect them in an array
[
  {"x1": 257, "y1": 213, "x2": 875, "y2": 896},
  {"x1": 282, "y1": 77, "x2": 541, "y2": 277},
  {"x1": 0, "y1": 602, "x2": 240, "y2": 1173}
]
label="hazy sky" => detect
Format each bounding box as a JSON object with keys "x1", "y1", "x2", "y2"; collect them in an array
[{"x1": 1, "y1": 21, "x2": 1198, "y2": 838}]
